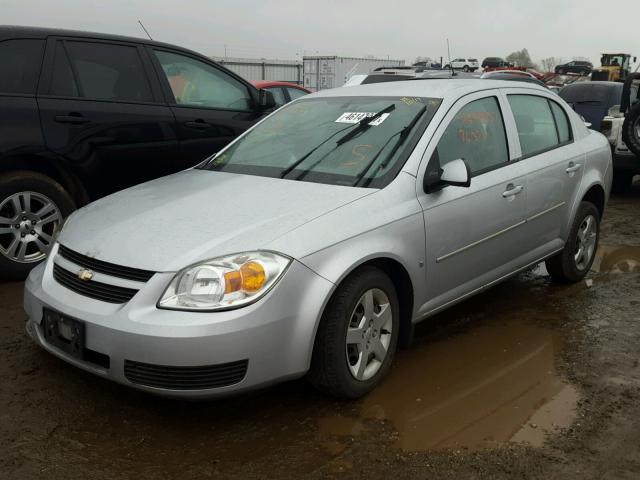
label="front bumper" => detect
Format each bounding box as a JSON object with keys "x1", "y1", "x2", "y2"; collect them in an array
[{"x1": 24, "y1": 251, "x2": 334, "y2": 399}]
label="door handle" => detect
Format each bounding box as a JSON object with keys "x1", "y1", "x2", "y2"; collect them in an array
[
  {"x1": 566, "y1": 162, "x2": 582, "y2": 173},
  {"x1": 184, "y1": 120, "x2": 211, "y2": 129},
  {"x1": 502, "y1": 183, "x2": 524, "y2": 198},
  {"x1": 54, "y1": 114, "x2": 89, "y2": 125}
]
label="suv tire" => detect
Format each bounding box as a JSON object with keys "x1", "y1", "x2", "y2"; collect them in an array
[
  {"x1": 0, "y1": 171, "x2": 75, "y2": 280},
  {"x1": 546, "y1": 201, "x2": 600, "y2": 283},
  {"x1": 622, "y1": 102, "x2": 640, "y2": 158},
  {"x1": 308, "y1": 266, "x2": 399, "y2": 398}
]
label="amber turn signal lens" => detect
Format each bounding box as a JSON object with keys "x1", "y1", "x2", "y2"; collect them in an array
[
  {"x1": 223, "y1": 270, "x2": 242, "y2": 294},
  {"x1": 240, "y1": 261, "x2": 266, "y2": 292}
]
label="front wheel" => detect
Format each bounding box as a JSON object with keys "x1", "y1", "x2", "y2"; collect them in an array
[
  {"x1": 0, "y1": 171, "x2": 75, "y2": 280},
  {"x1": 463, "y1": 65, "x2": 470, "y2": 72},
  {"x1": 308, "y1": 266, "x2": 400, "y2": 398},
  {"x1": 545, "y1": 202, "x2": 599, "y2": 283}
]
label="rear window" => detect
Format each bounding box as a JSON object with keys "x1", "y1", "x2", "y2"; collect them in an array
[
  {"x1": 0, "y1": 39, "x2": 45, "y2": 95},
  {"x1": 559, "y1": 84, "x2": 618, "y2": 106}
]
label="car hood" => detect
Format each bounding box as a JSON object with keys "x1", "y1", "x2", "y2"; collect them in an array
[{"x1": 59, "y1": 170, "x2": 372, "y2": 272}]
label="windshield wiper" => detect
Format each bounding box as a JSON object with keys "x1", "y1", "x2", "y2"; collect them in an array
[
  {"x1": 353, "y1": 105, "x2": 427, "y2": 187},
  {"x1": 279, "y1": 103, "x2": 396, "y2": 179},
  {"x1": 335, "y1": 104, "x2": 396, "y2": 146}
]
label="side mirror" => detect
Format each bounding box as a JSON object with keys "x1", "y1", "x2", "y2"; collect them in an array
[
  {"x1": 258, "y1": 89, "x2": 276, "y2": 110},
  {"x1": 440, "y1": 158, "x2": 471, "y2": 187},
  {"x1": 423, "y1": 158, "x2": 471, "y2": 193}
]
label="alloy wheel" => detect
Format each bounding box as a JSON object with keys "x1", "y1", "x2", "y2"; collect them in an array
[
  {"x1": 345, "y1": 288, "x2": 393, "y2": 381},
  {"x1": 0, "y1": 191, "x2": 61, "y2": 264},
  {"x1": 574, "y1": 214, "x2": 597, "y2": 271}
]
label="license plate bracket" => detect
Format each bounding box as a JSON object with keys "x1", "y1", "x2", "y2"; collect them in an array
[{"x1": 42, "y1": 309, "x2": 85, "y2": 360}]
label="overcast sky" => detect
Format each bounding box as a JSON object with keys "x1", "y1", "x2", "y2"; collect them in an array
[{"x1": 3, "y1": 0, "x2": 639, "y2": 68}]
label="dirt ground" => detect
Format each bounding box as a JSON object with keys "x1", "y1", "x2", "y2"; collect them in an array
[{"x1": 1, "y1": 184, "x2": 639, "y2": 480}]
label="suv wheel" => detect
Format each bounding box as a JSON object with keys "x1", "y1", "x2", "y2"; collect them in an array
[
  {"x1": 545, "y1": 202, "x2": 599, "y2": 283},
  {"x1": 463, "y1": 65, "x2": 470, "y2": 72},
  {"x1": 309, "y1": 266, "x2": 399, "y2": 398},
  {"x1": 0, "y1": 171, "x2": 75, "y2": 280},
  {"x1": 622, "y1": 102, "x2": 640, "y2": 158}
]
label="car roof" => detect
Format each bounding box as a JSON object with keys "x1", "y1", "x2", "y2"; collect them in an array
[
  {"x1": 251, "y1": 81, "x2": 309, "y2": 91},
  {"x1": 316, "y1": 79, "x2": 548, "y2": 99},
  {"x1": 0, "y1": 25, "x2": 199, "y2": 55},
  {"x1": 562, "y1": 81, "x2": 621, "y2": 89}
]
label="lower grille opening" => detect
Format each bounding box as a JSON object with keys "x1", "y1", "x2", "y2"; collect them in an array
[
  {"x1": 124, "y1": 359, "x2": 248, "y2": 390},
  {"x1": 84, "y1": 348, "x2": 111, "y2": 369}
]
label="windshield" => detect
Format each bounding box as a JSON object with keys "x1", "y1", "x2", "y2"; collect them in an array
[{"x1": 200, "y1": 96, "x2": 441, "y2": 188}]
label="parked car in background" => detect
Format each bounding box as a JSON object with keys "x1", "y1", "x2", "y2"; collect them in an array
[
  {"x1": 554, "y1": 61, "x2": 593, "y2": 76},
  {"x1": 0, "y1": 26, "x2": 276, "y2": 279},
  {"x1": 250, "y1": 81, "x2": 310, "y2": 107},
  {"x1": 25, "y1": 79, "x2": 611, "y2": 400},
  {"x1": 443, "y1": 58, "x2": 479, "y2": 72},
  {"x1": 559, "y1": 82, "x2": 626, "y2": 132},
  {"x1": 482, "y1": 57, "x2": 512, "y2": 69}
]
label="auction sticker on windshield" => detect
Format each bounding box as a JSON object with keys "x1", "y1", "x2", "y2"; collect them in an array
[{"x1": 335, "y1": 112, "x2": 390, "y2": 125}]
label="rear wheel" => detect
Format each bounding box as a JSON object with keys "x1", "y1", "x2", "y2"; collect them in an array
[
  {"x1": 463, "y1": 65, "x2": 470, "y2": 72},
  {"x1": 0, "y1": 171, "x2": 75, "y2": 280},
  {"x1": 546, "y1": 202, "x2": 599, "y2": 283},
  {"x1": 309, "y1": 266, "x2": 399, "y2": 398},
  {"x1": 622, "y1": 102, "x2": 640, "y2": 158}
]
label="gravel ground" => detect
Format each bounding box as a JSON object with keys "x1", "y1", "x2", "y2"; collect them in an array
[{"x1": 1, "y1": 184, "x2": 639, "y2": 479}]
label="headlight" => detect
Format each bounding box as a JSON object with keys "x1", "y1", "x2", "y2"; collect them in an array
[{"x1": 158, "y1": 251, "x2": 291, "y2": 311}]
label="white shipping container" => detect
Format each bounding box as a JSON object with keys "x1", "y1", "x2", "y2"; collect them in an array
[
  {"x1": 303, "y1": 56, "x2": 405, "y2": 91},
  {"x1": 210, "y1": 57, "x2": 303, "y2": 83}
]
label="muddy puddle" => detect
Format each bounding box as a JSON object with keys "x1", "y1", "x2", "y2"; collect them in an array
[
  {"x1": 591, "y1": 244, "x2": 640, "y2": 274},
  {"x1": 319, "y1": 321, "x2": 578, "y2": 451}
]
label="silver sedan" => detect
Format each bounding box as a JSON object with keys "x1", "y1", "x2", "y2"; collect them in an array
[{"x1": 24, "y1": 80, "x2": 612, "y2": 399}]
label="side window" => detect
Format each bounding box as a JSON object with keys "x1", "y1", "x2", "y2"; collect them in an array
[
  {"x1": 53, "y1": 41, "x2": 153, "y2": 102},
  {"x1": 508, "y1": 95, "x2": 560, "y2": 156},
  {"x1": 266, "y1": 87, "x2": 287, "y2": 107},
  {"x1": 434, "y1": 96, "x2": 509, "y2": 175},
  {"x1": 0, "y1": 39, "x2": 45, "y2": 95},
  {"x1": 50, "y1": 42, "x2": 79, "y2": 97},
  {"x1": 549, "y1": 101, "x2": 572, "y2": 144},
  {"x1": 287, "y1": 87, "x2": 307, "y2": 101},
  {"x1": 154, "y1": 50, "x2": 252, "y2": 111}
]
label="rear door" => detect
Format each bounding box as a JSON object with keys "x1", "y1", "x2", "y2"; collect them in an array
[
  {"x1": 37, "y1": 37, "x2": 179, "y2": 199},
  {"x1": 149, "y1": 48, "x2": 264, "y2": 163},
  {"x1": 504, "y1": 90, "x2": 585, "y2": 256},
  {"x1": 416, "y1": 90, "x2": 529, "y2": 314}
]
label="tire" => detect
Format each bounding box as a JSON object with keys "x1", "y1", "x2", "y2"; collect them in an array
[
  {"x1": 463, "y1": 65, "x2": 470, "y2": 72},
  {"x1": 0, "y1": 171, "x2": 75, "y2": 280},
  {"x1": 308, "y1": 266, "x2": 400, "y2": 399},
  {"x1": 622, "y1": 102, "x2": 640, "y2": 158},
  {"x1": 443, "y1": 64, "x2": 450, "y2": 70},
  {"x1": 558, "y1": 69, "x2": 564, "y2": 75},
  {"x1": 612, "y1": 171, "x2": 634, "y2": 193},
  {"x1": 545, "y1": 202, "x2": 600, "y2": 283}
]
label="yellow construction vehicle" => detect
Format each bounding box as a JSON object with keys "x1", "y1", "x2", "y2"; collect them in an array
[{"x1": 591, "y1": 53, "x2": 636, "y2": 82}]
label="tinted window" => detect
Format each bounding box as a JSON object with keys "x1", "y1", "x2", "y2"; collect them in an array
[
  {"x1": 154, "y1": 50, "x2": 252, "y2": 111},
  {"x1": 62, "y1": 42, "x2": 153, "y2": 102},
  {"x1": 50, "y1": 42, "x2": 79, "y2": 97},
  {"x1": 559, "y1": 84, "x2": 610, "y2": 105},
  {"x1": 549, "y1": 101, "x2": 571, "y2": 143},
  {"x1": 508, "y1": 95, "x2": 559, "y2": 156},
  {"x1": 287, "y1": 87, "x2": 307, "y2": 100},
  {"x1": 435, "y1": 96, "x2": 509, "y2": 175},
  {"x1": 266, "y1": 87, "x2": 286, "y2": 107},
  {"x1": 0, "y1": 39, "x2": 44, "y2": 95}
]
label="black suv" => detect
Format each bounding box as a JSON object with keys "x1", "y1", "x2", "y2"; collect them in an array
[
  {"x1": 0, "y1": 26, "x2": 275, "y2": 279},
  {"x1": 481, "y1": 57, "x2": 512, "y2": 69},
  {"x1": 554, "y1": 61, "x2": 593, "y2": 75}
]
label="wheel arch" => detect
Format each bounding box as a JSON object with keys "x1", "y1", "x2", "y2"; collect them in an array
[
  {"x1": 582, "y1": 183, "x2": 606, "y2": 219},
  {"x1": 0, "y1": 154, "x2": 89, "y2": 207}
]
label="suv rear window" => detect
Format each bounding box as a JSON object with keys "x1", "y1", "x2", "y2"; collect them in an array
[
  {"x1": 559, "y1": 84, "x2": 620, "y2": 107},
  {"x1": 0, "y1": 39, "x2": 45, "y2": 95},
  {"x1": 50, "y1": 41, "x2": 153, "y2": 102}
]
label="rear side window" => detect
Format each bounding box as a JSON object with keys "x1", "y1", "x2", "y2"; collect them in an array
[
  {"x1": 266, "y1": 87, "x2": 286, "y2": 107},
  {"x1": 287, "y1": 87, "x2": 307, "y2": 100},
  {"x1": 51, "y1": 41, "x2": 153, "y2": 102},
  {"x1": 508, "y1": 95, "x2": 569, "y2": 157},
  {"x1": 549, "y1": 101, "x2": 572, "y2": 144},
  {"x1": 0, "y1": 39, "x2": 45, "y2": 95},
  {"x1": 434, "y1": 96, "x2": 509, "y2": 175}
]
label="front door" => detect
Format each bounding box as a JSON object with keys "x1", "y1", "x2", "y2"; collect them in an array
[
  {"x1": 150, "y1": 48, "x2": 264, "y2": 164},
  {"x1": 415, "y1": 91, "x2": 529, "y2": 316},
  {"x1": 37, "y1": 38, "x2": 179, "y2": 199}
]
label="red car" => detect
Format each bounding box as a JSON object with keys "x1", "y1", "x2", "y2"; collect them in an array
[{"x1": 251, "y1": 81, "x2": 310, "y2": 107}]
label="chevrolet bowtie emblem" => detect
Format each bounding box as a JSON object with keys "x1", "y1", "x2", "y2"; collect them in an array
[{"x1": 77, "y1": 268, "x2": 94, "y2": 281}]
